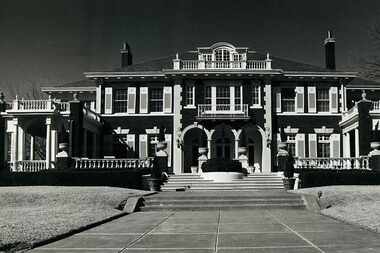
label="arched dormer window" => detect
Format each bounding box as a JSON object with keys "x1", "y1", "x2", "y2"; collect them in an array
[{"x1": 214, "y1": 48, "x2": 230, "y2": 62}]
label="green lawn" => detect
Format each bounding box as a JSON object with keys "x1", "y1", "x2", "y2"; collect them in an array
[
  {"x1": 0, "y1": 186, "x2": 148, "y2": 251},
  {"x1": 294, "y1": 185, "x2": 380, "y2": 232}
]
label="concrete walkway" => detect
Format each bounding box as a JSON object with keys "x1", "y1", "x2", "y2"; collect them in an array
[{"x1": 31, "y1": 209, "x2": 380, "y2": 253}]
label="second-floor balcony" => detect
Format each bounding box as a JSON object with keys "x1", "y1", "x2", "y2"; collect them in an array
[
  {"x1": 6, "y1": 97, "x2": 70, "y2": 115},
  {"x1": 197, "y1": 104, "x2": 249, "y2": 120}
]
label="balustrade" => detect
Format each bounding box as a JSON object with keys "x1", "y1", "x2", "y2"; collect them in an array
[
  {"x1": 180, "y1": 60, "x2": 267, "y2": 70},
  {"x1": 12, "y1": 160, "x2": 47, "y2": 172},
  {"x1": 294, "y1": 156, "x2": 370, "y2": 170},
  {"x1": 197, "y1": 104, "x2": 249, "y2": 119},
  {"x1": 74, "y1": 158, "x2": 154, "y2": 169}
]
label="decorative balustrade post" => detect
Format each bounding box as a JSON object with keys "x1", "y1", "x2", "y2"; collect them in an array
[
  {"x1": 56, "y1": 143, "x2": 71, "y2": 170},
  {"x1": 0, "y1": 93, "x2": 6, "y2": 171},
  {"x1": 369, "y1": 141, "x2": 380, "y2": 171},
  {"x1": 198, "y1": 147, "x2": 208, "y2": 174}
]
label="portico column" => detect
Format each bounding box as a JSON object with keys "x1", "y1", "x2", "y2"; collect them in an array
[
  {"x1": 234, "y1": 138, "x2": 239, "y2": 159},
  {"x1": 343, "y1": 132, "x2": 350, "y2": 158},
  {"x1": 263, "y1": 78, "x2": 272, "y2": 173},
  {"x1": 17, "y1": 124, "x2": 25, "y2": 161},
  {"x1": 30, "y1": 135, "x2": 34, "y2": 160},
  {"x1": 172, "y1": 80, "x2": 182, "y2": 174},
  {"x1": 355, "y1": 128, "x2": 360, "y2": 157},
  {"x1": 10, "y1": 118, "x2": 19, "y2": 171},
  {"x1": 46, "y1": 118, "x2": 52, "y2": 169},
  {"x1": 51, "y1": 128, "x2": 57, "y2": 168},
  {"x1": 207, "y1": 138, "x2": 211, "y2": 159}
]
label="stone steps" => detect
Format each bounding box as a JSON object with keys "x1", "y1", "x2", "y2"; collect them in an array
[{"x1": 140, "y1": 189, "x2": 306, "y2": 211}]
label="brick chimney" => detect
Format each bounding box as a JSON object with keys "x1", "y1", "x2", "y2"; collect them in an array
[
  {"x1": 324, "y1": 31, "x2": 336, "y2": 70},
  {"x1": 120, "y1": 42, "x2": 132, "y2": 68}
]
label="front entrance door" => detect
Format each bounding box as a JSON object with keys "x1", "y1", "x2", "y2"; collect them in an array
[
  {"x1": 248, "y1": 144, "x2": 254, "y2": 166},
  {"x1": 215, "y1": 138, "x2": 231, "y2": 160}
]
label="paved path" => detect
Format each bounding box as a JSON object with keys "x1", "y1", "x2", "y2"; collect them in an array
[{"x1": 31, "y1": 209, "x2": 380, "y2": 252}]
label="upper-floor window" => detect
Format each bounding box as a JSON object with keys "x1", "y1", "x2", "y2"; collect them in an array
[
  {"x1": 317, "y1": 88, "x2": 329, "y2": 112},
  {"x1": 215, "y1": 49, "x2": 230, "y2": 61},
  {"x1": 317, "y1": 134, "x2": 330, "y2": 157},
  {"x1": 114, "y1": 89, "x2": 128, "y2": 113},
  {"x1": 216, "y1": 86, "x2": 230, "y2": 107},
  {"x1": 185, "y1": 85, "x2": 195, "y2": 107},
  {"x1": 282, "y1": 88, "x2": 295, "y2": 112},
  {"x1": 149, "y1": 87, "x2": 163, "y2": 112},
  {"x1": 252, "y1": 85, "x2": 260, "y2": 106}
]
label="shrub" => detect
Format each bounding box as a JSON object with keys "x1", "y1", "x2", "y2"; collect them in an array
[{"x1": 201, "y1": 159, "x2": 243, "y2": 173}]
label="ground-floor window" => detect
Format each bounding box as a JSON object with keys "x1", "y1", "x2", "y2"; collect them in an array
[
  {"x1": 317, "y1": 134, "x2": 330, "y2": 157},
  {"x1": 286, "y1": 134, "x2": 296, "y2": 156}
]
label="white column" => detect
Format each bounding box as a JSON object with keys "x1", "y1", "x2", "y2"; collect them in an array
[
  {"x1": 207, "y1": 138, "x2": 211, "y2": 159},
  {"x1": 46, "y1": 118, "x2": 52, "y2": 169},
  {"x1": 230, "y1": 86, "x2": 235, "y2": 110},
  {"x1": 51, "y1": 129, "x2": 57, "y2": 167},
  {"x1": 10, "y1": 119, "x2": 19, "y2": 171},
  {"x1": 355, "y1": 128, "x2": 360, "y2": 157},
  {"x1": 30, "y1": 135, "x2": 34, "y2": 160},
  {"x1": 263, "y1": 80, "x2": 272, "y2": 173},
  {"x1": 234, "y1": 139, "x2": 239, "y2": 159},
  {"x1": 17, "y1": 125, "x2": 25, "y2": 161},
  {"x1": 343, "y1": 132, "x2": 350, "y2": 158},
  {"x1": 211, "y1": 86, "x2": 216, "y2": 111},
  {"x1": 172, "y1": 80, "x2": 183, "y2": 174}
]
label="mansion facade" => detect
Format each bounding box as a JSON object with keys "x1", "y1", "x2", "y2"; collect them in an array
[{"x1": 1, "y1": 32, "x2": 380, "y2": 174}]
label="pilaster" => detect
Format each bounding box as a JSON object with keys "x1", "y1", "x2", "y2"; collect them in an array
[
  {"x1": 263, "y1": 79, "x2": 272, "y2": 173},
  {"x1": 172, "y1": 79, "x2": 183, "y2": 174}
]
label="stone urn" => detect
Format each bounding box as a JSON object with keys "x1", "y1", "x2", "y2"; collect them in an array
[
  {"x1": 370, "y1": 141, "x2": 380, "y2": 151},
  {"x1": 56, "y1": 143, "x2": 70, "y2": 170},
  {"x1": 156, "y1": 141, "x2": 167, "y2": 152},
  {"x1": 198, "y1": 147, "x2": 208, "y2": 156},
  {"x1": 238, "y1": 147, "x2": 247, "y2": 156}
]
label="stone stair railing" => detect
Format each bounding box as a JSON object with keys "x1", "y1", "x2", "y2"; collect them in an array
[
  {"x1": 294, "y1": 156, "x2": 370, "y2": 170},
  {"x1": 73, "y1": 157, "x2": 154, "y2": 169}
]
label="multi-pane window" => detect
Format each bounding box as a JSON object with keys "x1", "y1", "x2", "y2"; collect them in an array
[
  {"x1": 114, "y1": 89, "x2": 128, "y2": 113},
  {"x1": 286, "y1": 134, "x2": 296, "y2": 156},
  {"x1": 234, "y1": 86, "x2": 241, "y2": 110},
  {"x1": 215, "y1": 49, "x2": 230, "y2": 61},
  {"x1": 216, "y1": 86, "x2": 230, "y2": 108},
  {"x1": 317, "y1": 88, "x2": 329, "y2": 112},
  {"x1": 149, "y1": 87, "x2": 163, "y2": 112},
  {"x1": 282, "y1": 88, "x2": 296, "y2": 112},
  {"x1": 317, "y1": 134, "x2": 330, "y2": 157},
  {"x1": 252, "y1": 85, "x2": 260, "y2": 106},
  {"x1": 205, "y1": 86, "x2": 212, "y2": 105},
  {"x1": 185, "y1": 85, "x2": 194, "y2": 106}
]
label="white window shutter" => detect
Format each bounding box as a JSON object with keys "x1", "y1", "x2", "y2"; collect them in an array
[
  {"x1": 295, "y1": 133, "x2": 305, "y2": 158},
  {"x1": 140, "y1": 87, "x2": 148, "y2": 113},
  {"x1": 165, "y1": 134, "x2": 172, "y2": 167},
  {"x1": 104, "y1": 87, "x2": 113, "y2": 114},
  {"x1": 139, "y1": 134, "x2": 148, "y2": 158},
  {"x1": 308, "y1": 133, "x2": 317, "y2": 158},
  {"x1": 295, "y1": 87, "x2": 304, "y2": 113},
  {"x1": 329, "y1": 87, "x2": 338, "y2": 113},
  {"x1": 163, "y1": 86, "x2": 172, "y2": 113},
  {"x1": 127, "y1": 87, "x2": 136, "y2": 113},
  {"x1": 308, "y1": 86, "x2": 316, "y2": 113},
  {"x1": 330, "y1": 134, "x2": 341, "y2": 158},
  {"x1": 276, "y1": 89, "x2": 281, "y2": 113},
  {"x1": 127, "y1": 134, "x2": 135, "y2": 152}
]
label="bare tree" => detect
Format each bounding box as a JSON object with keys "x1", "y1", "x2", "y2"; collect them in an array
[{"x1": 363, "y1": 21, "x2": 380, "y2": 81}]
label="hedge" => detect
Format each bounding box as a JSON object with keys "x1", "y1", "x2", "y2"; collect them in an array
[
  {"x1": 297, "y1": 169, "x2": 380, "y2": 188},
  {"x1": 0, "y1": 168, "x2": 151, "y2": 189}
]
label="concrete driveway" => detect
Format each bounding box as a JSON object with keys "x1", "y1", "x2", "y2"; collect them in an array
[{"x1": 31, "y1": 209, "x2": 380, "y2": 252}]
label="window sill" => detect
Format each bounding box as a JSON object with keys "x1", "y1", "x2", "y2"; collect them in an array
[
  {"x1": 184, "y1": 105, "x2": 196, "y2": 109},
  {"x1": 249, "y1": 105, "x2": 262, "y2": 109},
  {"x1": 277, "y1": 112, "x2": 341, "y2": 116},
  {"x1": 102, "y1": 112, "x2": 174, "y2": 116}
]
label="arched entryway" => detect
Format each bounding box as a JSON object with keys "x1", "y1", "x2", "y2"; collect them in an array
[
  {"x1": 211, "y1": 124, "x2": 235, "y2": 160},
  {"x1": 183, "y1": 127, "x2": 207, "y2": 173},
  {"x1": 239, "y1": 124, "x2": 264, "y2": 172}
]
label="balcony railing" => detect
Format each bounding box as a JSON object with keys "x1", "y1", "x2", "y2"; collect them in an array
[
  {"x1": 372, "y1": 100, "x2": 380, "y2": 112},
  {"x1": 73, "y1": 157, "x2": 154, "y2": 169},
  {"x1": 7, "y1": 98, "x2": 70, "y2": 113},
  {"x1": 11, "y1": 160, "x2": 47, "y2": 172},
  {"x1": 294, "y1": 156, "x2": 370, "y2": 170},
  {"x1": 178, "y1": 59, "x2": 271, "y2": 70},
  {"x1": 197, "y1": 104, "x2": 249, "y2": 120}
]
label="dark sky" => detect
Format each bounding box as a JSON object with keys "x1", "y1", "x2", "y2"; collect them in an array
[{"x1": 0, "y1": 0, "x2": 380, "y2": 97}]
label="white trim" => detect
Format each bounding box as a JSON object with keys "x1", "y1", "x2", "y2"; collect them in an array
[
  {"x1": 139, "y1": 134, "x2": 148, "y2": 159},
  {"x1": 295, "y1": 86, "x2": 304, "y2": 113},
  {"x1": 283, "y1": 126, "x2": 299, "y2": 134},
  {"x1": 127, "y1": 87, "x2": 136, "y2": 114},
  {"x1": 96, "y1": 85, "x2": 102, "y2": 113},
  {"x1": 127, "y1": 134, "x2": 135, "y2": 152},
  {"x1": 146, "y1": 126, "x2": 160, "y2": 135},
  {"x1": 277, "y1": 112, "x2": 341, "y2": 116},
  {"x1": 163, "y1": 86, "x2": 172, "y2": 113},
  {"x1": 314, "y1": 126, "x2": 334, "y2": 134},
  {"x1": 308, "y1": 133, "x2": 317, "y2": 158},
  {"x1": 104, "y1": 87, "x2": 113, "y2": 114},
  {"x1": 139, "y1": 87, "x2": 148, "y2": 113},
  {"x1": 329, "y1": 86, "x2": 339, "y2": 113},
  {"x1": 307, "y1": 86, "x2": 316, "y2": 113},
  {"x1": 101, "y1": 113, "x2": 174, "y2": 117},
  {"x1": 114, "y1": 127, "x2": 129, "y2": 135},
  {"x1": 330, "y1": 133, "x2": 341, "y2": 158},
  {"x1": 184, "y1": 105, "x2": 196, "y2": 109},
  {"x1": 295, "y1": 133, "x2": 305, "y2": 158}
]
